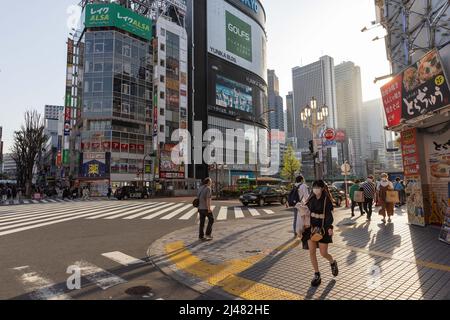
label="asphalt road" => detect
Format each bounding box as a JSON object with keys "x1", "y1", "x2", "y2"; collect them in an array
[{"x1": 0, "y1": 198, "x2": 292, "y2": 300}]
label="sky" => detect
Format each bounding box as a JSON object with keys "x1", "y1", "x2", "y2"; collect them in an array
[{"x1": 0, "y1": 0, "x2": 391, "y2": 153}]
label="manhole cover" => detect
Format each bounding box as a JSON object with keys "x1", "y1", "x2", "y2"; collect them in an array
[{"x1": 125, "y1": 286, "x2": 153, "y2": 296}]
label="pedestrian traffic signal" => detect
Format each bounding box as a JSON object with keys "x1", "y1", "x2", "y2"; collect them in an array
[{"x1": 309, "y1": 140, "x2": 314, "y2": 154}]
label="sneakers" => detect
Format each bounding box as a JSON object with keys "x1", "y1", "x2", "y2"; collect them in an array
[
  {"x1": 205, "y1": 235, "x2": 213, "y2": 241},
  {"x1": 388, "y1": 218, "x2": 392, "y2": 223},
  {"x1": 331, "y1": 260, "x2": 339, "y2": 277},
  {"x1": 311, "y1": 272, "x2": 322, "y2": 287},
  {"x1": 381, "y1": 218, "x2": 386, "y2": 223}
]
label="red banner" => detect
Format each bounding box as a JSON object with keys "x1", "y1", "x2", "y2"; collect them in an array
[
  {"x1": 381, "y1": 75, "x2": 403, "y2": 128},
  {"x1": 129, "y1": 144, "x2": 137, "y2": 152},
  {"x1": 137, "y1": 144, "x2": 145, "y2": 153},
  {"x1": 112, "y1": 142, "x2": 120, "y2": 151},
  {"x1": 401, "y1": 128, "x2": 420, "y2": 176},
  {"x1": 121, "y1": 144, "x2": 129, "y2": 152},
  {"x1": 102, "y1": 141, "x2": 111, "y2": 151}
]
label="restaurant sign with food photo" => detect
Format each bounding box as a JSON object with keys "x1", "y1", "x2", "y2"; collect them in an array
[{"x1": 381, "y1": 49, "x2": 450, "y2": 128}]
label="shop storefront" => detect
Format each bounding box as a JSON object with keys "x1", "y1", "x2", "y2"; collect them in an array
[{"x1": 381, "y1": 47, "x2": 450, "y2": 238}]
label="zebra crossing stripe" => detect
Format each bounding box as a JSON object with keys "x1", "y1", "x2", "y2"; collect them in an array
[
  {"x1": 32, "y1": 200, "x2": 40, "y2": 204},
  {"x1": 248, "y1": 208, "x2": 260, "y2": 216},
  {"x1": 234, "y1": 207, "x2": 245, "y2": 219},
  {"x1": 0, "y1": 203, "x2": 119, "y2": 224},
  {"x1": 86, "y1": 204, "x2": 150, "y2": 220},
  {"x1": 178, "y1": 208, "x2": 198, "y2": 220},
  {"x1": 217, "y1": 207, "x2": 228, "y2": 221},
  {"x1": 264, "y1": 210, "x2": 275, "y2": 215},
  {"x1": 101, "y1": 252, "x2": 145, "y2": 266},
  {"x1": 12, "y1": 266, "x2": 71, "y2": 300},
  {"x1": 142, "y1": 203, "x2": 185, "y2": 220},
  {"x1": 161, "y1": 204, "x2": 193, "y2": 220},
  {"x1": 103, "y1": 203, "x2": 160, "y2": 220},
  {"x1": 122, "y1": 202, "x2": 171, "y2": 220},
  {"x1": 0, "y1": 204, "x2": 127, "y2": 237},
  {"x1": 73, "y1": 260, "x2": 126, "y2": 290}
]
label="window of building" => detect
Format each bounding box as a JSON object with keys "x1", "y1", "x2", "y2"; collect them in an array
[
  {"x1": 123, "y1": 62, "x2": 131, "y2": 75},
  {"x1": 145, "y1": 89, "x2": 151, "y2": 100},
  {"x1": 160, "y1": 91, "x2": 165, "y2": 100},
  {"x1": 123, "y1": 45, "x2": 131, "y2": 57},
  {"x1": 94, "y1": 63, "x2": 103, "y2": 72},
  {"x1": 160, "y1": 28, "x2": 166, "y2": 37},
  {"x1": 160, "y1": 43, "x2": 165, "y2": 51},
  {"x1": 160, "y1": 75, "x2": 165, "y2": 83},
  {"x1": 94, "y1": 43, "x2": 104, "y2": 54},
  {"x1": 122, "y1": 84, "x2": 130, "y2": 95},
  {"x1": 122, "y1": 103, "x2": 130, "y2": 114},
  {"x1": 93, "y1": 82, "x2": 103, "y2": 92},
  {"x1": 160, "y1": 108, "x2": 164, "y2": 116},
  {"x1": 160, "y1": 59, "x2": 165, "y2": 67},
  {"x1": 160, "y1": 125, "x2": 164, "y2": 133}
]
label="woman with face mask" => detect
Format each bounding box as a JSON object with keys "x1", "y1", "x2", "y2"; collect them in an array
[
  {"x1": 303, "y1": 180, "x2": 339, "y2": 287},
  {"x1": 377, "y1": 173, "x2": 395, "y2": 223}
]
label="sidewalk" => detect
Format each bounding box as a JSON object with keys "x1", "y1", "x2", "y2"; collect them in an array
[{"x1": 148, "y1": 206, "x2": 450, "y2": 300}]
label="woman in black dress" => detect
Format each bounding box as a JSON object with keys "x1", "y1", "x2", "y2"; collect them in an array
[{"x1": 304, "y1": 180, "x2": 339, "y2": 287}]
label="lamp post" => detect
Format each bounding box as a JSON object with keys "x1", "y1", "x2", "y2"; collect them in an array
[
  {"x1": 237, "y1": 109, "x2": 275, "y2": 183},
  {"x1": 300, "y1": 97, "x2": 329, "y2": 180}
]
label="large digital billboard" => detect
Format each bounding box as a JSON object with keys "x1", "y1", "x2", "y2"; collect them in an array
[
  {"x1": 216, "y1": 75, "x2": 253, "y2": 114},
  {"x1": 208, "y1": 0, "x2": 267, "y2": 81},
  {"x1": 84, "y1": 3, "x2": 152, "y2": 40}
]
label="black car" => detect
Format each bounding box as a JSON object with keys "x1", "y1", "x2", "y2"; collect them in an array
[
  {"x1": 240, "y1": 186, "x2": 288, "y2": 207},
  {"x1": 114, "y1": 186, "x2": 150, "y2": 200},
  {"x1": 328, "y1": 186, "x2": 345, "y2": 207}
]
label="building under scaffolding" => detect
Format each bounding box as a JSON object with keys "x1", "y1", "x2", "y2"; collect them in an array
[{"x1": 375, "y1": 0, "x2": 449, "y2": 74}]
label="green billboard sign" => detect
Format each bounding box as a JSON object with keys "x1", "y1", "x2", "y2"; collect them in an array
[
  {"x1": 85, "y1": 3, "x2": 152, "y2": 41},
  {"x1": 63, "y1": 150, "x2": 70, "y2": 166},
  {"x1": 226, "y1": 11, "x2": 252, "y2": 62}
]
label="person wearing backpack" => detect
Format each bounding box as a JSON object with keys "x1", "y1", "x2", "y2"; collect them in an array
[
  {"x1": 394, "y1": 177, "x2": 405, "y2": 208},
  {"x1": 197, "y1": 178, "x2": 214, "y2": 241},
  {"x1": 287, "y1": 175, "x2": 310, "y2": 237}
]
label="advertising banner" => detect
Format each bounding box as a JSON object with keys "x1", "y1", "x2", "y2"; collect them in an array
[
  {"x1": 208, "y1": 0, "x2": 267, "y2": 81},
  {"x1": 45, "y1": 105, "x2": 64, "y2": 120},
  {"x1": 216, "y1": 74, "x2": 253, "y2": 114},
  {"x1": 159, "y1": 145, "x2": 185, "y2": 179},
  {"x1": 401, "y1": 128, "x2": 426, "y2": 227},
  {"x1": 85, "y1": 3, "x2": 152, "y2": 41},
  {"x1": 428, "y1": 133, "x2": 450, "y2": 182},
  {"x1": 438, "y1": 183, "x2": 450, "y2": 244},
  {"x1": 381, "y1": 49, "x2": 450, "y2": 128}
]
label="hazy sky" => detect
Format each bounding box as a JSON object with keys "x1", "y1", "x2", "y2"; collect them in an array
[{"x1": 0, "y1": 0, "x2": 390, "y2": 152}]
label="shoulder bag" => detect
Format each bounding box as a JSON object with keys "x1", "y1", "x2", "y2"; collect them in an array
[{"x1": 310, "y1": 197, "x2": 327, "y2": 242}]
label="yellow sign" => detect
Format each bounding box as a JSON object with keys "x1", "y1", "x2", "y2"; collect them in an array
[
  {"x1": 435, "y1": 75, "x2": 445, "y2": 86},
  {"x1": 88, "y1": 164, "x2": 100, "y2": 175}
]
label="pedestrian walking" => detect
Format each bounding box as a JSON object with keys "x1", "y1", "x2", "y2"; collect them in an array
[
  {"x1": 287, "y1": 175, "x2": 310, "y2": 237},
  {"x1": 303, "y1": 180, "x2": 338, "y2": 287},
  {"x1": 361, "y1": 175, "x2": 376, "y2": 221},
  {"x1": 0, "y1": 187, "x2": 6, "y2": 203},
  {"x1": 107, "y1": 186, "x2": 112, "y2": 200},
  {"x1": 394, "y1": 178, "x2": 405, "y2": 207},
  {"x1": 349, "y1": 180, "x2": 364, "y2": 217},
  {"x1": 197, "y1": 178, "x2": 214, "y2": 241},
  {"x1": 378, "y1": 173, "x2": 395, "y2": 223},
  {"x1": 6, "y1": 187, "x2": 12, "y2": 200}
]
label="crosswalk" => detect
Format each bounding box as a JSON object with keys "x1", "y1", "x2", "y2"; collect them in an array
[
  {"x1": 0, "y1": 201, "x2": 280, "y2": 238},
  {"x1": 0, "y1": 198, "x2": 103, "y2": 206},
  {"x1": 10, "y1": 251, "x2": 156, "y2": 300}
]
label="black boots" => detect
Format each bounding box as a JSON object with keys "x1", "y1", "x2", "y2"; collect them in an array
[
  {"x1": 331, "y1": 260, "x2": 339, "y2": 277},
  {"x1": 311, "y1": 272, "x2": 322, "y2": 287}
]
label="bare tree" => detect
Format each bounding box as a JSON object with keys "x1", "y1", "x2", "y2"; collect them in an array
[{"x1": 11, "y1": 111, "x2": 48, "y2": 198}]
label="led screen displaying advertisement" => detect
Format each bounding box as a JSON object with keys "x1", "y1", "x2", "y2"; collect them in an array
[
  {"x1": 216, "y1": 75, "x2": 253, "y2": 114},
  {"x1": 208, "y1": 55, "x2": 267, "y2": 122},
  {"x1": 381, "y1": 49, "x2": 450, "y2": 128},
  {"x1": 208, "y1": 0, "x2": 267, "y2": 81}
]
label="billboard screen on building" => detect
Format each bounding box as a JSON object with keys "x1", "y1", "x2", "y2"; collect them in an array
[
  {"x1": 216, "y1": 75, "x2": 253, "y2": 114},
  {"x1": 208, "y1": 0, "x2": 267, "y2": 81},
  {"x1": 381, "y1": 49, "x2": 450, "y2": 128},
  {"x1": 84, "y1": 3, "x2": 153, "y2": 40}
]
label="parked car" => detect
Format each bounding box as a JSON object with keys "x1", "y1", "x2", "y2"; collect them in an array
[
  {"x1": 328, "y1": 186, "x2": 346, "y2": 207},
  {"x1": 239, "y1": 186, "x2": 288, "y2": 207},
  {"x1": 114, "y1": 186, "x2": 150, "y2": 200},
  {"x1": 332, "y1": 181, "x2": 354, "y2": 192}
]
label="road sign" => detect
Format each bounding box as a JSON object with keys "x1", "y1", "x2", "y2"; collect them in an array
[{"x1": 324, "y1": 128, "x2": 336, "y2": 141}]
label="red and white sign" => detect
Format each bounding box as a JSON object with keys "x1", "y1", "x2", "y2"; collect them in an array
[
  {"x1": 381, "y1": 75, "x2": 403, "y2": 128},
  {"x1": 323, "y1": 128, "x2": 336, "y2": 141},
  {"x1": 335, "y1": 130, "x2": 346, "y2": 142}
]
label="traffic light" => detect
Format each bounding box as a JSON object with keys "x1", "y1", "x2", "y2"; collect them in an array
[{"x1": 309, "y1": 140, "x2": 314, "y2": 154}]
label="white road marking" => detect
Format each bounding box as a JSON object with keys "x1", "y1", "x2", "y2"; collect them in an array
[
  {"x1": 122, "y1": 203, "x2": 171, "y2": 220},
  {"x1": 73, "y1": 260, "x2": 126, "y2": 290},
  {"x1": 101, "y1": 252, "x2": 145, "y2": 266},
  {"x1": 40, "y1": 200, "x2": 49, "y2": 203},
  {"x1": 264, "y1": 209, "x2": 275, "y2": 215},
  {"x1": 217, "y1": 207, "x2": 228, "y2": 221},
  {"x1": 32, "y1": 200, "x2": 39, "y2": 204},
  {"x1": 46, "y1": 199, "x2": 57, "y2": 203},
  {"x1": 161, "y1": 204, "x2": 193, "y2": 220},
  {"x1": 179, "y1": 208, "x2": 198, "y2": 220},
  {"x1": 234, "y1": 207, "x2": 245, "y2": 219},
  {"x1": 86, "y1": 204, "x2": 150, "y2": 220},
  {"x1": 142, "y1": 203, "x2": 185, "y2": 220},
  {"x1": 248, "y1": 208, "x2": 260, "y2": 216},
  {"x1": 104, "y1": 203, "x2": 160, "y2": 219},
  {"x1": 12, "y1": 266, "x2": 71, "y2": 300}
]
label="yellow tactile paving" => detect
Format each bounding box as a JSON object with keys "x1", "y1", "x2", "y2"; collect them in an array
[{"x1": 165, "y1": 241, "x2": 304, "y2": 300}]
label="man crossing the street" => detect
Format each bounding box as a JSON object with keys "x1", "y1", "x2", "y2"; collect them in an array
[{"x1": 361, "y1": 175, "x2": 376, "y2": 221}]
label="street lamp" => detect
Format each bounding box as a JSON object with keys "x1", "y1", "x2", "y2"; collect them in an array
[
  {"x1": 300, "y1": 97, "x2": 329, "y2": 180},
  {"x1": 236, "y1": 109, "x2": 275, "y2": 183}
]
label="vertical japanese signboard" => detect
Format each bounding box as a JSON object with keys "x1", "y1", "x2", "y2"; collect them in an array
[
  {"x1": 63, "y1": 39, "x2": 74, "y2": 166},
  {"x1": 401, "y1": 128, "x2": 426, "y2": 227},
  {"x1": 438, "y1": 183, "x2": 450, "y2": 244},
  {"x1": 381, "y1": 49, "x2": 450, "y2": 128}
]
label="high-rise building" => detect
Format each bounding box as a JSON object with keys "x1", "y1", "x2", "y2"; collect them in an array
[
  {"x1": 187, "y1": 0, "x2": 269, "y2": 184},
  {"x1": 2, "y1": 154, "x2": 17, "y2": 180},
  {"x1": 285, "y1": 91, "x2": 296, "y2": 146},
  {"x1": 73, "y1": 2, "x2": 154, "y2": 196},
  {"x1": 335, "y1": 61, "x2": 365, "y2": 176},
  {"x1": 0, "y1": 126, "x2": 3, "y2": 175},
  {"x1": 267, "y1": 70, "x2": 285, "y2": 132},
  {"x1": 291, "y1": 56, "x2": 338, "y2": 151}
]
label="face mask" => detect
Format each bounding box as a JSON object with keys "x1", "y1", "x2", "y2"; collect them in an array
[
  {"x1": 313, "y1": 188, "x2": 322, "y2": 196},
  {"x1": 382, "y1": 178, "x2": 388, "y2": 182}
]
